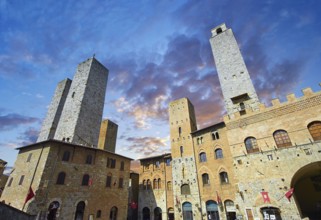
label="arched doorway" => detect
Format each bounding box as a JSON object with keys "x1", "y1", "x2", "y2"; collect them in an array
[
  {"x1": 224, "y1": 200, "x2": 236, "y2": 220},
  {"x1": 142, "y1": 207, "x2": 150, "y2": 220},
  {"x1": 154, "y1": 207, "x2": 162, "y2": 220},
  {"x1": 110, "y1": 206, "x2": 118, "y2": 220},
  {"x1": 74, "y1": 201, "x2": 85, "y2": 220},
  {"x1": 47, "y1": 201, "x2": 60, "y2": 220},
  {"x1": 206, "y1": 200, "x2": 219, "y2": 220},
  {"x1": 168, "y1": 208, "x2": 174, "y2": 220},
  {"x1": 292, "y1": 161, "x2": 321, "y2": 220},
  {"x1": 182, "y1": 202, "x2": 193, "y2": 220},
  {"x1": 260, "y1": 207, "x2": 282, "y2": 220}
]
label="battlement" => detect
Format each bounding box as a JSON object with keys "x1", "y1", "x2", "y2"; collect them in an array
[{"x1": 224, "y1": 83, "x2": 321, "y2": 122}]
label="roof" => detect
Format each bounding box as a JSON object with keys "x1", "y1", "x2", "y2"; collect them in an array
[
  {"x1": 191, "y1": 121, "x2": 225, "y2": 135},
  {"x1": 16, "y1": 139, "x2": 133, "y2": 160},
  {"x1": 138, "y1": 153, "x2": 171, "y2": 161}
]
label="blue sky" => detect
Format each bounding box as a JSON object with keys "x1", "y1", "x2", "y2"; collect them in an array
[{"x1": 1, "y1": 0, "x2": 321, "y2": 170}]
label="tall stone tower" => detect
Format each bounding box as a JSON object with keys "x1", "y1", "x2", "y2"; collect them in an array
[
  {"x1": 169, "y1": 98, "x2": 202, "y2": 219},
  {"x1": 209, "y1": 23, "x2": 260, "y2": 117},
  {"x1": 98, "y1": 119, "x2": 118, "y2": 152},
  {"x1": 37, "y1": 79, "x2": 71, "y2": 142},
  {"x1": 38, "y1": 57, "x2": 109, "y2": 147}
]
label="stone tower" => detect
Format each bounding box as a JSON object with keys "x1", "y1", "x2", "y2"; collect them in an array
[
  {"x1": 98, "y1": 119, "x2": 118, "y2": 152},
  {"x1": 209, "y1": 23, "x2": 260, "y2": 117},
  {"x1": 37, "y1": 79, "x2": 71, "y2": 142},
  {"x1": 38, "y1": 57, "x2": 109, "y2": 147},
  {"x1": 169, "y1": 98, "x2": 202, "y2": 219}
]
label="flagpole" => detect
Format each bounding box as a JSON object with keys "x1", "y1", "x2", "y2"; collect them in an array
[{"x1": 22, "y1": 145, "x2": 45, "y2": 211}]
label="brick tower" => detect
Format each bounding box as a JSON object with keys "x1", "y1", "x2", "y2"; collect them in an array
[
  {"x1": 209, "y1": 23, "x2": 260, "y2": 117},
  {"x1": 37, "y1": 57, "x2": 109, "y2": 147},
  {"x1": 169, "y1": 98, "x2": 202, "y2": 219}
]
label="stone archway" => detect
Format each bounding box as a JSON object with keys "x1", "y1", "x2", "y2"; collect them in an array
[{"x1": 291, "y1": 161, "x2": 321, "y2": 220}]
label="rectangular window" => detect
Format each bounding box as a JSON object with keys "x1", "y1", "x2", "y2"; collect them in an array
[
  {"x1": 267, "y1": 154, "x2": 273, "y2": 160},
  {"x1": 7, "y1": 177, "x2": 13, "y2": 187},
  {"x1": 106, "y1": 176, "x2": 112, "y2": 187},
  {"x1": 155, "y1": 161, "x2": 160, "y2": 168},
  {"x1": 111, "y1": 159, "x2": 116, "y2": 168},
  {"x1": 27, "y1": 153, "x2": 32, "y2": 162},
  {"x1": 107, "y1": 158, "x2": 116, "y2": 168},
  {"x1": 19, "y1": 175, "x2": 25, "y2": 185},
  {"x1": 304, "y1": 148, "x2": 312, "y2": 155},
  {"x1": 165, "y1": 158, "x2": 171, "y2": 166},
  {"x1": 118, "y1": 178, "x2": 123, "y2": 188}
]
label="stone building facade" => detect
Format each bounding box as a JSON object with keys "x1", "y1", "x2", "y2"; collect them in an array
[
  {"x1": 138, "y1": 154, "x2": 173, "y2": 220},
  {"x1": 0, "y1": 140, "x2": 131, "y2": 219},
  {"x1": 1, "y1": 57, "x2": 131, "y2": 220},
  {"x1": 138, "y1": 23, "x2": 321, "y2": 220}
]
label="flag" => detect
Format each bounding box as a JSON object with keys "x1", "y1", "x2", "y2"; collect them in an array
[
  {"x1": 88, "y1": 178, "x2": 93, "y2": 186},
  {"x1": 285, "y1": 188, "x2": 294, "y2": 201},
  {"x1": 261, "y1": 191, "x2": 270, "y2": 203},
  {"x1": 130, "y1": 201, "x2": 138, "y2": 209},
  {"x1": 24, "y1": 187, "x2": 35, "y2": 204},
  {"x1": 216, "y1": 191, "x2": 222, "y2": 205}
]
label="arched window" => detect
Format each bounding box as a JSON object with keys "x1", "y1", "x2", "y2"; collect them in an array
[
  {"x1": 167, "y1": 181, "x2": 172, "y2": 191},
  {"x1": 142, "y1": 180, "x2": 147, "y2": 190},
  {"x1": 202, "y1": 173, "x2": 210, "y2": 186},
  {"x1": 154, "y1": 207, "x2": 162, "y2": 220},
  {"x1": 244, "y1": 137, "x2": 258, "y2": 153},
  {"x1": 180, "y1": 146, "x2": 184, "y2": 157},
  {"x1": 110, "y1": 206, "x2": 118, "y2": 220},
  {"x1": 96, "y1": 210, "x2": 101, "y2": 218},
  {"x1": 181, "y1": 184, "x2": 191, "y2": 195},
  {"x1": 273, "y1": 130, "x2": 292, "y2": 147},
  {"x1": 212, "y1": 131, "x2": 219, "y2": 140},
  {"x1": 142, "y1": 207, "x2": 150, "y2": 220},
  {"x1": 147, "y1": 179, "x2": 151, "y2": 190},
  {"x1": 168, "y1": 208, "x2": 174, "y2": 220},
  {"x1": 56, "y1": 172, "x2": 66, "y2": 185},
  {"x1": 179, "y1": 127, "x2": 182, "y2": 136},
  {"x1": 120, "y1": 161, "x2": 125, "y2": 170},
  {"x1": 47, "y1": 201, "x2": 60, "y2": 220},
  {"x1": 74, "y1": 201, "x2": 85, "y2": 220},
  {"x1": 206, "y1": 200, "x2": 219, "y2": 220},
  {"x1": 308, "y1": 121, "x2": 321, "y2": 141},
  {"x1": 225, "y1": 200, "x2": 236, "y2": 220},
  {"x1": 153, "y1": 179, "x2": 158, "y2": 189},
  {"x1": 220, "y1": 172, "x2": 229, "y2": 184},
  {"x1": 62, "y1": 151, "x2": 70, "y2": 161},
  {"x1": 158, "y1": 178, "x2": 161, "y2": 189},
  {"x1": 86, "y1": 155, "x2": 93, "y2": 164},
  {"x1": 182, "y1": 202, "x2": 193, "y2": 220},
  {"x1": 216, "y1": 28, "x2": 222, "y2": 34},
  {"x1": 199, "y1": 152, "x2": 207, "y2": 162},
  {"x1": 215, "y1": 149, "x2": 223, "y2": 159},
  {"x1": 82, "y1": 174, "x2": 90, "y2": 186}
]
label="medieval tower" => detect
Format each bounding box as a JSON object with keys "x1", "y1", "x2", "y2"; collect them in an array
[
  {"x1": 209, "y1": 23, "x2": 260, "y2": 117},
  {"x1": 169, "y1": 98, "x2": 202, "y2": 219},
  {"x1": 37, "y1": 57, "x2": 109, "y2": 147}
]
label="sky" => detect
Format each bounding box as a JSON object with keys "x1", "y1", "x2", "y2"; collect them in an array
[{"x1": 1, "y1": 0, "x2": 321, "y2": 171}]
